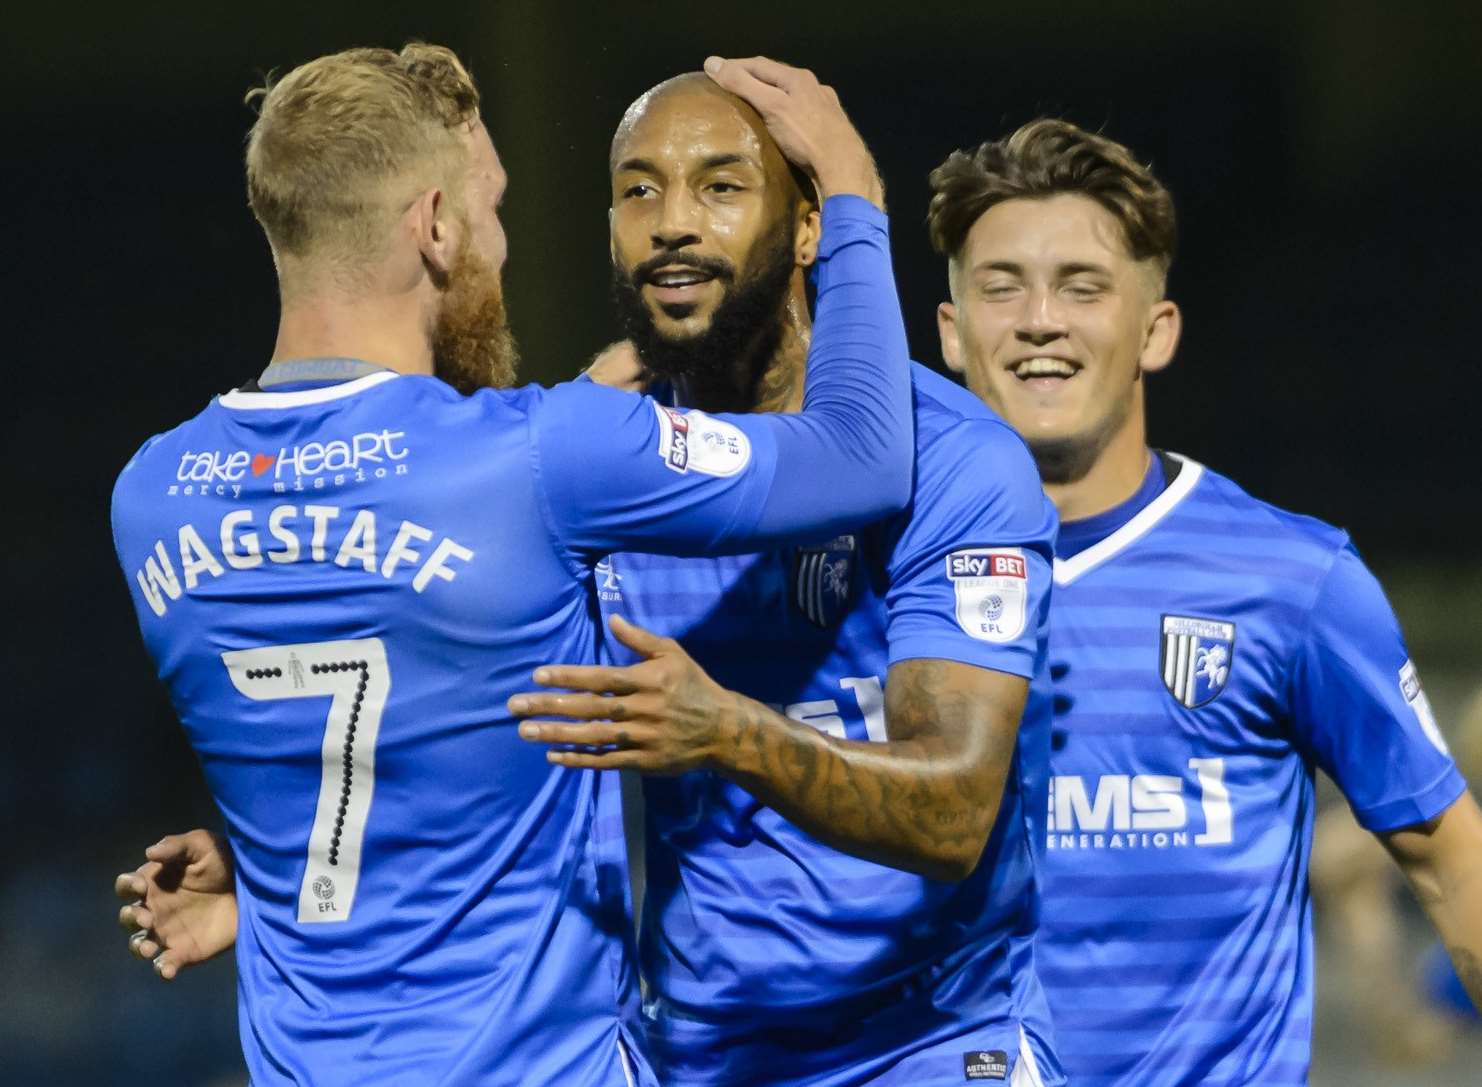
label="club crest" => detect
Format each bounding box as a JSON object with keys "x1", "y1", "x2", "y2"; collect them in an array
[
  {"x1": 793, "y1": 535, "x2": 855, "y2": 628},
  {"x1": 1160, "y1": 615, "x2": 1236, "y2": 708},
  {"x1": 594, "y1": 558, "x2": 622, "y2": 603}
]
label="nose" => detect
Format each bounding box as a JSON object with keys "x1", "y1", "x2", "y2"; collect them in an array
[
  {"x1": 1014, "y1": 286, "x2": 1069, "y2": 346},
  {"x1": 652, "y1": 186, "x2": 702, "y2": 251}
]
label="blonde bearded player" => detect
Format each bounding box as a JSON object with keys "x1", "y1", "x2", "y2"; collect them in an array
[{"x1": 109, "y1": 45, "x2": 921, "y2": 1085}]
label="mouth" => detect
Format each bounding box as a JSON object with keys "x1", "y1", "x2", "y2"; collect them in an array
[
  {"x1": 645, "y1": 266, "x2": 719, "y2": 308},
  {"x1": 1007, "y1": 356, "x2": 1082, "y2": 389}
]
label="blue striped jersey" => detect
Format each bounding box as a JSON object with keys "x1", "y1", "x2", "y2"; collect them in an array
[
  {"x1": 600, "y1": 364, "x2": 1065, "y2": 1087},
  {"x1": 1036, "y1": 453, "x2": 1465, "y2": 1086},
  {"x1": 108, "y1": 198, "x2": 917, "y2": 1086}
]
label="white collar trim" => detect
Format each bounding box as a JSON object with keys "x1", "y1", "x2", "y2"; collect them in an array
[
  {"x1": 1052, "y1": 453, "x2": 1204, "y2": 586},
  {"x1": 217, "y1": 370, "x2": 400, "y2": 410}
]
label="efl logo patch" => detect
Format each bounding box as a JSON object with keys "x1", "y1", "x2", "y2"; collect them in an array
[
  {"x1": 1160, "y1": 615, "x2": 1235, "y2": 708},
  {"x1": 946, "y1": 547, "x2": 1027, "y2": 643},
  {"x1": 654, "y1": 404, "x2": 751, "y2": 477},
  {"x1": 963, "y1": 1050, "x2": 1008, "y2": 1081},
  {"x1": 793, "y1": 535, "x2": 855, "y2": 627},
  {"x1": 1399, "y1": 659, "x2": 1449, "y2": 755}
]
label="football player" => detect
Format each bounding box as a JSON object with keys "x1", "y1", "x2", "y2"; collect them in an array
[
  {"x1": 110, "y1": 46, "x2": 914, "y2": 1086},
  {"x1": 928, "y1": 118, "x2": 1482, "y2": 1085}
]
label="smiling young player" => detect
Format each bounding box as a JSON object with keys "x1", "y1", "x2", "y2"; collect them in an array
[{"x1": 928, "y1": 118, "x2": 1482, "y2": 1086}]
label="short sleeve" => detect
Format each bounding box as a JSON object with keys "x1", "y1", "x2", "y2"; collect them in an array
[
  {"x1": 1289, "y1": 542, "x2": 1465, "y2": 832},
  {"x1": 882, "y1": 418, "x2": 1057, "y2": 678}
]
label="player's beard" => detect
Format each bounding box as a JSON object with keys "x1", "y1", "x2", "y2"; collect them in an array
[
  {"x1": 1027, "y1": 381, "x2": 1136, "y2": 485},
  {"x1": 431, "y1": 240, "x2": 520, "y2": 395},
  {"x1": 610, "y1": 216, "x2": 796, "y2": 394}
]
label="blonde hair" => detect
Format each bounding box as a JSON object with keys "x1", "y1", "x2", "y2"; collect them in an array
[{"x1": 245, "y1": 43, "x2": 481, "y2": 270}]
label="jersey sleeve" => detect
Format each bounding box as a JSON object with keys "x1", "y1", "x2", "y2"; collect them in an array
[
  {"x1": 881, "y1": 418, "x2": 1057, "y2": 677},
  {"x1": 1288, "y1": 542, "x2": 1466, "y2": 832},
  {"x1": 531, "y1": 195, "x2": 913, "y2": 558}
]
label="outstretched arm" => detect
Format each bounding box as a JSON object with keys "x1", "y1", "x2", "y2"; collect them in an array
[
  {"x1": 1380, "y1": 791, "x2": 1482, "y2": 1007},
  {"x1": 511, "y1": 616, "x2": 1023, "y2": 881}
]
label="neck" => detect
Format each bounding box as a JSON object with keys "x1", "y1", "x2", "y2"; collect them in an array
[
  {"x1": 272, "y1": 286, "x2": 434, "y2": 378},
  {"x1": 672, "y1": 279, "x2": 811, "y2": 415},
  {"x1": 1043, "y1": 402, "x2": 1153, "y2": 523}
]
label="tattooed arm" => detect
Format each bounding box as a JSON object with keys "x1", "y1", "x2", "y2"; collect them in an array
[
  {"x1": 511, "y1": 615, "x2": 1024, "y2": 881},
  {"x1": 1379, "y1": 791, "x2": 1482, "y2": 1008},
  {"x1": 721, "y1": 656, "x2": 1023, "y2": 880}
]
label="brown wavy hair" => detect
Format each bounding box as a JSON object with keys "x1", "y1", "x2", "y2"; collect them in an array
[
  {"x1": 244, "y1": 43, "x2": 481, "y2": 266},
  {"x1": 927, "y1": 119, "x2": 1176, "y2": 286}
]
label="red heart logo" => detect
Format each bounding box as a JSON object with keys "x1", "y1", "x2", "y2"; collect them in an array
[{"x1": 251, "y1": 453, "x2": 277, "y2": 477}]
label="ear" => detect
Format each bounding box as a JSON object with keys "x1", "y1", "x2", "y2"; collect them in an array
[
  {"x1": 937, "y1": 301, "x2": 965, "y2": 374},
  {"x1": 412, "y1": 186, "x2": 458, "y2": 278},
  {"x1": 1139, "y1": 299, "x2": 1182, "y2": 375},
  {"x1": 794, "y1": 205, "x2": 822, "y2": 268},
  {"x1": 608, "y1": 206, "x2": 619, "y2": 266}
]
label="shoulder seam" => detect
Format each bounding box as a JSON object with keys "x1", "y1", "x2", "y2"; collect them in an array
[
  {"x1": 524, "y1": 392, "x2": 587, "y2": 577},
  {"x1": 926, "y1": 412, "x2": 1032, "y2": 463},
  {"x1": 1279, "y1": 530, "x2": 1352, "y2": 707},
  {"x1": 1197, "y1": 465, "x2": 1351, "y2": 545}
]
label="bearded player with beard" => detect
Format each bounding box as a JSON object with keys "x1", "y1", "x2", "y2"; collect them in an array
[
  {"x1": 115, "y1": 67, "x2": 1063, "y2": 1087},
  {"x1": 108, "y1": 45, "x2": 921, "y2": 1086},
  {"x1": 516, "y1": 74, "x2": 1066, "y2": 1086}
]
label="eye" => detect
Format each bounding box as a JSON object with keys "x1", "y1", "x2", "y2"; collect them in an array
[
  {"x1": 980, "y1": 283, "x2": 1019, "y2": 299},
  {"x1": 1064, "y1": 282, "x2": 1105, "y2": 300},
  {"x1": 622, "y1": 183, "x2": 655, "y2": 199},
  {"x1": 707, "y1": 181, "x2": 743, "y2": 194}
]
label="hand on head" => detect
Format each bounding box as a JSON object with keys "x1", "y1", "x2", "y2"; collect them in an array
[{"x1": 703, "y1": 56, "x2": 884, "y2": 210}]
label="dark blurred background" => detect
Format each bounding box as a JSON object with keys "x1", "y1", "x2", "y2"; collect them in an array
[{"x1": 3, "y1": 1, "x2": 1478, "y2": 1082}]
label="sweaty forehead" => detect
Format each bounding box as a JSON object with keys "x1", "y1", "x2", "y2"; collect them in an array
[{"x1": 611, "y1": 77, "x2": 784, "y2": 180}]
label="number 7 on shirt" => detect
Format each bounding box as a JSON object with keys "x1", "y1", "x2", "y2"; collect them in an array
[{"x1": 222, "y1": 638, "x2": 390, "y2": 923}]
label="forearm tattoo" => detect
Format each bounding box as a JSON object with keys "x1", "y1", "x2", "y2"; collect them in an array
[{"x1": 722, "y1": 659, "x2": 1021, "y2": 878}]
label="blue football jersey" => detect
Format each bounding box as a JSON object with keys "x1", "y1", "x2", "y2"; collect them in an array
[
  {"x1": 600, "y1": 365, "x2": 1064, "y2": 1087},
  {"x1": 110, "y1": 197, "x2": 917, "y2": 1086},
  {"x1": 1036, "y1": 454, "x2": 1466, "y2": 1086}
]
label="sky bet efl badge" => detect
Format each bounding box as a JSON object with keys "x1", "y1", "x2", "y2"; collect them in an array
[
  {"x1": 1161, "y1": 615, "x2": 1236, "y2": 708},
  {"x1": 947, "y1": 548, "x2": 1028, "y2": 642},
  {"x1": 654, "y1": 403, "x2": 751, "y2": 477}
]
